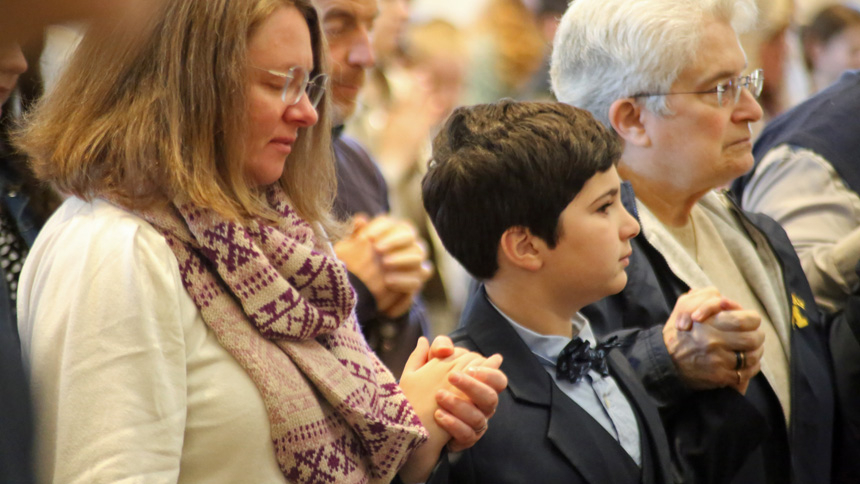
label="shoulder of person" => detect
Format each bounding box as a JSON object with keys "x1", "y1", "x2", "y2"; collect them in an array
[{"x1": 34, "y1": 197, "x2": 176, "y2": 268}]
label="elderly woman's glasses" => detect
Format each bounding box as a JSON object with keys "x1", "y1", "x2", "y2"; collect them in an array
[
  {"x1": 632, "y1": 68, "x2": 764, "y2": 107},
  {"x1": 253, "y1": 65, "x2": 328, "y2": 108}
]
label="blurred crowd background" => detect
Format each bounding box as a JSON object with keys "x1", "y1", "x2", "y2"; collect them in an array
[{"x1": 4, "y1": 0, "x2": 860, "y2": 338}]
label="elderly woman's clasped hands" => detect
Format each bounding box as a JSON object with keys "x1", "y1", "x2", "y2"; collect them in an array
[{"x1": 663, "y1": 287, "x2": 765, "y2": 394}]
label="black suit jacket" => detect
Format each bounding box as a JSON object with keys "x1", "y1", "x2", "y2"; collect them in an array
[{"x1": 429, "y1": 287, "x2": 674, "y2": 484}]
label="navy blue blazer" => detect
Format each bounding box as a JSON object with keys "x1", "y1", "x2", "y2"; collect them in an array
[{"x1": 429, "y1": 287, "x2": 674, "y2": 484}]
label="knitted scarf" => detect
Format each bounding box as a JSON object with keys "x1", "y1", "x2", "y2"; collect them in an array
[{"x1": 135, "y1": 187, "x2": 427, "y2": 483}]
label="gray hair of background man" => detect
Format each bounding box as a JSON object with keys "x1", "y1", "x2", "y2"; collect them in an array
[{"x1": 550, "y1": 0, "x2": 758, "y2": 128}]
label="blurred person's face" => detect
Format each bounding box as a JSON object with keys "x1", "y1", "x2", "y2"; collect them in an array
[
  {"x1": 372, "y1": 0, "x2": 410, "y2": 63},
  {"x1": 812, "y1": 25, "x2": 860, "y2": 88},
  {"x1": 632, "y1": 18, "x2": 763, "y2": 196},
  {"x1": 419, "y1": 55, "x2": 466, "y2": 122},
  {"x1": 0, "y1": 43, "x2": 28, "y2": 117},
  {"x1": 314, "y1": 0, "x2": 378, "y2": 125},
  {"x1": 243, "y1": 6, "x2": 319, "y2": 187}
]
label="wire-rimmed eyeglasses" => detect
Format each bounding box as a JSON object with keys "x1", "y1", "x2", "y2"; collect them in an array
[
  {"x1": 252, "y1": 65, "x2": 328, "y2": 108},
  {"x1": 632, "y1": 68, "x2": 764, "y2": 107}
]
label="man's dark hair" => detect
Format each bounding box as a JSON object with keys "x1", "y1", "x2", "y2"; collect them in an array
[{"x1": 422, "y1": 99, "x2": 621, "y2": 280}]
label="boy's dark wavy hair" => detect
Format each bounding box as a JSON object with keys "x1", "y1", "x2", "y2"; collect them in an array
[{"x1": 422, "y1": 99, "x2": 621, "y2": 280}]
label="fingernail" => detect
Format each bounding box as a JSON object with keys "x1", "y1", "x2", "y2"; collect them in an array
[
  {"x1": 691, "y1": 310, "x2": 702, "y2": 321},
  {"x1": 449, "y1": 371, "x2": 463, "y2": 384}
]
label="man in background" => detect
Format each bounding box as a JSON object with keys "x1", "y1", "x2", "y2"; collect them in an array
[{"x1": 312, "y1": 0, "x2": 433, "y2": 378}]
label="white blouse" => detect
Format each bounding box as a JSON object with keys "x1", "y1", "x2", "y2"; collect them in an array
[{"x1": 17, "y1": 198, "x2": 287, "y2": 483}]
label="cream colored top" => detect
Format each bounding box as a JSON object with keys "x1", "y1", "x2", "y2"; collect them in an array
[
  {"x1": 665, "y1": 204, "x2": 792, "y2": 423},
  {"x1": 17, "y1": 198, "x2": 287, "y2": 484},
  {"x1": 635, "y1": 191, "x2": 793, "y2": 427}
]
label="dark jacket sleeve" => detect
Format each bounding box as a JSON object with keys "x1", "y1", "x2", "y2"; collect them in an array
[
  {"x1": 348, "y1": 271, "x2": 380, "y2": 325},
  {"x1": 830, "y1": 279, "x2": 860, "y2": 483},
  {"x1": 0, "y1": 275, "x2": 34, "y2": 484}
]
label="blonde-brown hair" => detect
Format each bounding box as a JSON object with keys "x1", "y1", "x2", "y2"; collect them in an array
[
  {"x1": 15, "y1": 0, "x2": 337, "y2": 235},
  {"x1": 479, "y1": 0, "x2": 546, "y2": 94}
]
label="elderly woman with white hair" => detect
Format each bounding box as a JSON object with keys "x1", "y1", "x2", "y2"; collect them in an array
[{"x1": 551, "y1": 0, "x2": 834, "y2": 483}]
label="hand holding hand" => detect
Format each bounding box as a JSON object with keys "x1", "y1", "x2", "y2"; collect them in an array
[
  {"x1": 334, "y1": 214, "x2": 392, "y2": 305},
  {"x1": 663, "y1": 288, "x2": 765, "y2": 392},
  {"x1": 334, "y1": 214, "x2": 433, "y2": 318},
  {"x1": 422, "y1": 335, "x2": 507, "y2": 451},
  {"x1": 360, "y1": 215, "x2": 434, "y2": 318},
  {"x1": 669, "y1": 287, "x2": 736, "y2": 332},
  {"x1": 705, "y1": 310, "x2": 764, "y2": 394},
  {"x1": 398, "y1": 337, "x2": 504, "y2": 482},
  {"x1": 434, "y1": 356, "x2": 506, "y2": 452}
]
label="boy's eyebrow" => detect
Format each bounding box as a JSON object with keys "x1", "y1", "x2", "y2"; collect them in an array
[{"x1": 589, "y1": 187, "x2": 619, "y2": 206}]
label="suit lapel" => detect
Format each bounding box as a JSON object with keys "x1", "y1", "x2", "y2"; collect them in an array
[
  {"x1": 460, "y1": 287, "x2": 552, "y2": 407},
  {"x1": 607, "y1": 350, "x2": 672, "y2": 484},
  {"x1": 546, "y1": 383, "x2": 642, "y2": 484},
  {"x1": 462, "y1": 287, "x2": 643, "y2": 484}
]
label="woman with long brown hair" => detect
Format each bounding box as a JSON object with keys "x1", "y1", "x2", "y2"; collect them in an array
[{"x1": 14, "y1": 0, "x2": 504, "y2": 482}]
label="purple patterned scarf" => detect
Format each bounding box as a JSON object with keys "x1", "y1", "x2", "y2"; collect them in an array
[{"x1": 134, "y1": 187, "x2": 427, "y2": 483}]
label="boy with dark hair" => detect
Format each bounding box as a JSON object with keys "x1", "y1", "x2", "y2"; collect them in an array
[{"x1": 422, "y1": 100, "x2": 673, "y2": 483}]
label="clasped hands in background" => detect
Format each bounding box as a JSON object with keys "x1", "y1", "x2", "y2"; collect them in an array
[{"x1": 335, "y1": 213, "x2": 434, "y2": 318}]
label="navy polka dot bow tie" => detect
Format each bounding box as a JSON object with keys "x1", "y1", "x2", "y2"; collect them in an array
[{"x1": 556, "y1": 336, "x2": 621, "y2": 383}]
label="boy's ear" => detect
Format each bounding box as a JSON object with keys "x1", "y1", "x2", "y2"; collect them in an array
[
  {"x1": 498, "y1": 226, "x2": 544, "y2": 272},
  {"x1": 609, "y1": 98, "x2": 651, "y2": 148}
]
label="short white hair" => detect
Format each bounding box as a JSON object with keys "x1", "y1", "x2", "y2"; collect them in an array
[{"x1": 550, "y1": 0, "x2": 758, "y2": 128}]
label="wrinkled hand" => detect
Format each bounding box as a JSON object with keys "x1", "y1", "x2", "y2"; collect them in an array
[
  {"x1": 663, "y1": 287, "x2": 765, "y2": 393},
  {"x1": 398, "y1": 337, "x2": 505, "y2": 482}
]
